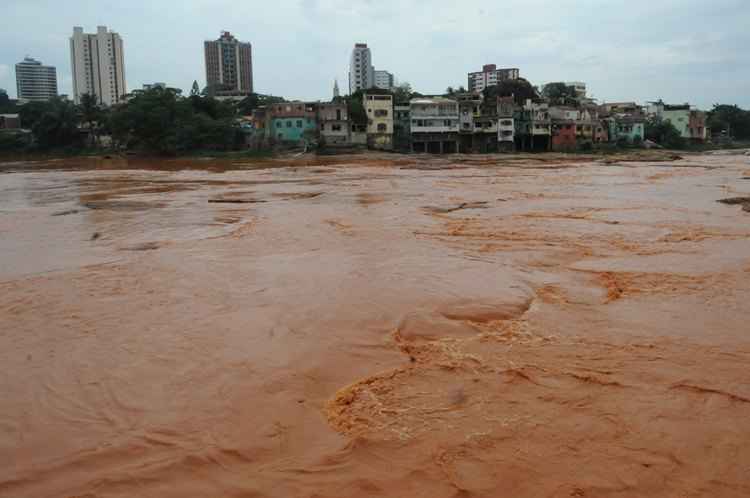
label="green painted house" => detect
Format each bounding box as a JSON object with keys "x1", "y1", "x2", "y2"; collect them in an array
[{"x1": 267, "y1": 102, "x2": 318, "y2": 143}]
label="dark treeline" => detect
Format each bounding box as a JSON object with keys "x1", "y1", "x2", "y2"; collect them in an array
[{"x1": 0, "y1": 87, "x2": 285, "y2": 155}]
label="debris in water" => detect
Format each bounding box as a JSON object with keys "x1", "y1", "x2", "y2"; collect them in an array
[
  {"x1": 424, "y1": 201, "x2": 489, "y2": 213},
  {"x1": 717, "y1": 197, "x2": 750, "y2": 212},
  {"x1": 52, "y1": 209, "x2": 80, "y2": 216},
  {"x1": 208, "y1": 199, "x2": 267, "y2": 204}
]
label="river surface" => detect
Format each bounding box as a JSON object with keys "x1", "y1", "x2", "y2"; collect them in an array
[{"x1": 1, "y1": 152, "x2": 750, "y2": 497}]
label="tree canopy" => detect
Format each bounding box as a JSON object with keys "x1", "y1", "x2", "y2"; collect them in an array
[
  {"x1": 0, "y1": 89, "x2": 18, "y2": 114},
  {"x1": 19, "y1": 98, "x2": 82, "y2": 149},
  {"x1": 236, "y1": 93, "x2": 286, "y2": 115},
  {"x1": 109, "y1": 86, "x2": 243, "y2": 154},
  {"x1": 541, "y1": 82, "x2": 578, "y2": 106},
  {"x1": 645, "y1": 117, "x2": 685, "y2": 149},
  {"x1": 484, "y1": 78, "x2": 538, "y2": 105},
  {"x1": 707, "y1": 104, "x2": 750, "y2": 139}
]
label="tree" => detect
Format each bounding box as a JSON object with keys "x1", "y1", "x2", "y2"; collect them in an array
[
  {"x1": 109, "y1": 86, "x2": 240, "y2": 154},
  {"x1": 0, "y1": 89, "x2": 16, "y2": 114},
  {"x1": 236, "y1": 93, "x2": 286, "y2": 115},
  {"x1": 392, "y1": 83, "x2": 413, "y2": 103},
  {"x1": 542, "y1": 82, "x2": 577, "y2": 106},
  {"x1": 190, "y1": 80, "x2": 200, "y2": 97},
  {"x1": 707, "y1": 104, "x2": 750, "y2": 139},
  {"x1": 345, "y1": 90, "x2": 369, "y2": 126},
  {"x1": 19, "y1": 98, "x2": 82, "y2": 149},
  {"x1": 645, "y1": 118, "x2": 685, "y2": 149},
  {"x1": 79, "y1": 93, "x2": 104, "y2": 146},
  {"x1": 484, "y1": 78, "x2": 538, "y2": 106}
]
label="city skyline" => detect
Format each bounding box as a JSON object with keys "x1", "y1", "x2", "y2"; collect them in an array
[{"x1": 1, "y1": 0, "x2": 749, "y2": 108}]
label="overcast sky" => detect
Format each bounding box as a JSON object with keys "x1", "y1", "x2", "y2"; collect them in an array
[{"x1": 2, "y1": 0, "x2": 748, "y2": 108}]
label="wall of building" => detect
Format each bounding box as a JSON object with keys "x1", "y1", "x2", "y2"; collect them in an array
[
  {"x1": 364, "y1": 94, "x2": 393, "y2": 149},
  {"x1": 204, "y1": 32, "x2": 253, "y2": 95},
  {"x1": 552, "y1": 122, "x2": 577, "y2": 151},
  {"x1": 15, "y1": 58, "x2": 58, "y2": 102},
  {"x1": 349, "y1": 44, "x2": 374, "y2": 94},
  {"x1": 318, "y1": 103, "x2": 349, "y2": 145},
  {"x1": 374, "y1": 70, "x2": 394, "y2": 90},
  {"x1": 70, "y1": 26, "x2": 126, "y2": 106},
  {"x1": 663, "y1": 109, "x2": 691, "y2": 138},
  {"x1": 270, "y1": 117, "x2": 317, "y2": 143}
]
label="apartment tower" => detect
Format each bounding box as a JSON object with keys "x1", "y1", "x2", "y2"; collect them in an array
[
  {"x1": 70, "y1": 26, "x2": 126, "y2": 106},
  {"x1": 374, "y1": 70, "x2": 394, "y2": 90},
  {"x1": 204, "y1": 31, "x2": 253, "y2": 96},
  {"x1": 15, "y1": 57, "x2": 58, "y2": 102},
  {"x1": 349, "y1": 43, "x2": 374, "y2": 94}
]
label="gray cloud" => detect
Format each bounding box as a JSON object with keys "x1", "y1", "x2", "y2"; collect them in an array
[{"x1": 1, "y1": 0, "x2": 748, "y2": 108}]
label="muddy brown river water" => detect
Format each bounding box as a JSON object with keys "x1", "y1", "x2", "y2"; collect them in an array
[{"x1": 1, "y1": 152, "x2": 750, "y2": 498}]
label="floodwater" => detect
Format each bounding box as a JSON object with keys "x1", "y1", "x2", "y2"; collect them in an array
[{"x1": 1, "y1": 152, "x2": 749, "y2": 498}]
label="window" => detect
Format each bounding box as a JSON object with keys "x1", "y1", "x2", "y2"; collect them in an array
[
  {"x1": 276, "y1": 122, "x2": 282, "y2": 128},
  {"x1": 336, "y1": 110, "x2": 341, "y2": 120},
  {"x1": 377, "y1": 123, "x2": 387, "y2": 132},
  {"x1": 332, "y1": 124, "x2": 342, "y2": 131},
  {"x1": 374, "y1": 109, "x2": 388, "y2": 117},
  {"x1": 286, "y1": 121, "x2": 292, "y2": 128},
  {"x1": 296, "y1": 120, "x2": 303, "y2": 128}
]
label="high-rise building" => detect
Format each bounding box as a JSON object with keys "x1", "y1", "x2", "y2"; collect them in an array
[
  {"x1": 15, "y1": 57, "x2": 58, "y2": 102},
  {"x1": 349, "y1": 43, "x2": 374, "y2": 94},
  {"x1": 333, "y1": 79, "x2": 340, "y2": 99},
  {"x1": 374, "y1": 70, "x2": 394, "y2": 90},
  {"x1": 70, "y1": 26, "x2": 126, "y2": 106},
  {"x1": 204, "y1": 31, "x2": 253, "y2": 96},
  {"x1": 467, "y1": 64, "x2": 519, "y2": 94}
]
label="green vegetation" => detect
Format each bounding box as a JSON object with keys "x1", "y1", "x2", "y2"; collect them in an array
[
  {"x1": 541, "y1": 82, "x2": 578, "y2": 106},
  {"x1": 483, "y1": 78, "x2": 538, "y2": 105},
  {"x1": 707, "y1": 104, "x2": 750, "y2": 140},
  {"x1": 0, "y1": 89, "x2": 19, "y2": 114},
  {"x1": 1, "y1": 87, "x2": 261, "y2": 156},
  {"x1": 109, "y1": 87, "x2": 243, "y2": 154},
  {"x1": 645, "y1": 118, "x2": 685, "y2": 149}
]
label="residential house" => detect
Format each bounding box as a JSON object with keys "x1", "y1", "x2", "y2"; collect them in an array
[
  {"x1": 267, "y1": 102, "x2": 317, "y2": 144},
  {"x1": 364, "y1": 93, "x2": 393, "y2": 150},
  {"x1": 606, "y1": 115, "x2": 645, "y2": 144},
  {"x1": 317, "y1": 102, "x2": 350, "y2": 145},
  {"x1": 410, "y1": 97, "x2": 460, "y2": 153},
  {"x1": 516, "y1": 100, "x2": 551, "y2": 151},
  {"x1": 472, "y1": 98, "x2": 499, "y2": 153},
  {"x1": 0, "y1": 114, "x2": 21, "y2": 130},
  {"x1": 456, "y1": 93, "x2": 481, "y2": 152},
  {"x1": 497, "y1": 96, "x2": 516, "y2": 152},
  {"x1": 647, "y1": 101, "x2": 707, "y2": 142},
  {"x1": 393, "y1": 103, "x2": 411, "y2": 151},
  {"x1": 601, "y1": 102, "x2": 643, "y2": 115},
  {"x1": 549, "y1": 106, "x2": 580, "y2": 152},
  {"x1": 576, "y1": 107, "x2": 599, "y2": 146},
  {"x1": 688, "y1": 110, "x2": 707, "y2": 142}
]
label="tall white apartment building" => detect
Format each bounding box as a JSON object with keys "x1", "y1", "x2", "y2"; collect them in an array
[
  {"x1": 70, "y1": 26, "x2": 126, "y2": 106},
  {"x1": 349, "y1": 43, "x2": 374, "y2": 94},
  {"x1": 15, "y1": 57, "x2": 58, "y2": 102}
]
